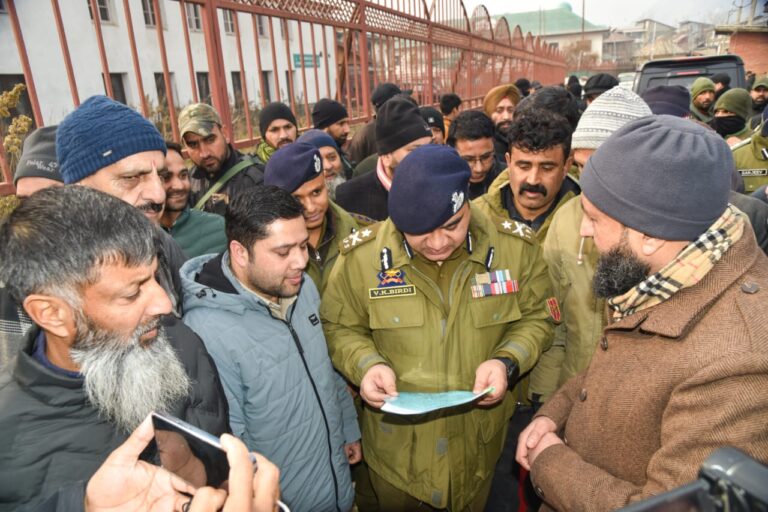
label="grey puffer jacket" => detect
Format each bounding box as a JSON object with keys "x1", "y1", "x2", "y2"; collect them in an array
[{"x1": 180, "y1": 253, "x2": 357, "y2": 512}]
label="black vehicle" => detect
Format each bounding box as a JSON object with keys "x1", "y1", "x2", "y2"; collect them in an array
[{"x1": 634, "y1": 55, "x2": 745, "y2": 95}]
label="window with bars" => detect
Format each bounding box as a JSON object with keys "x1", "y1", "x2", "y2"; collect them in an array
[
  {"x1": 102, "y1": 73, "x2": 127, "y2": 105},
  {"x1": 87, "y1": 0, "x2": 112, "y2": 23},
  {"x1": 185, "y1": 3, "x2": 201, "y2": 31},
  {"x1": 0, "y1": 0, "x2": 7, "y2": 13},
  {"x1": 141, "y1": 0, "x2": 156, "y2": 27},
  {"x1": 223, "y1": 9, "x2": 235, "y2": 34},
  {"x1": 197, "y1": 72, "x2": 211, "y2": 104},
  {"x1": 256, "y1": 15, "x2": 268, "y2": 37}
]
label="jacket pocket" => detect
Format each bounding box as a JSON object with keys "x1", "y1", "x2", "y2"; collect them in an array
[
  {"x1": 469, "y1": 294, "x2": 521, "y2": 328},
  {"x1": 369, "y1": 296, "x2": 426, "y2": 358},
  {"x1": 369, "y1": 296, "x2": 424, "y2": 329}
]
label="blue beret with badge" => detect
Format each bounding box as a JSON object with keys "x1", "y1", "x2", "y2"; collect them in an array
[
  {"x1": 389, "y1": 144, "x2": 470, "y2": 235},
  {"x1": 264, "y1": 141, "x2": 323, "y2": 193}
]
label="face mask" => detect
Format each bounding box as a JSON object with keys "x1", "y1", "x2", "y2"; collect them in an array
[{"x1": 712, "y1": 116, "x2": 745, "y2": 137}]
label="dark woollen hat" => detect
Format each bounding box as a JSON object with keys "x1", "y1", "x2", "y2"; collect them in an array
[
  {"x1": 312, "y1": 99, "x2": 348, "y2": 129},
  {"x1": 389, "y1": 145, "x2": 470, "y2": 235},
  {"x1": 259, "y1": 102, "x2": 297, "y2": 136},
  {"x1": 375, "y1": 97, "x2": 432, "y2": 154},
  {"x1": 584, "y1": 73, "x2": 619, "y2": 97},
  {"x1": 581, "y1": 115, "x2": 731, "y2": 241},
  {"x1": 641, "y1": 85, "x2": 690, "y2": 117}
]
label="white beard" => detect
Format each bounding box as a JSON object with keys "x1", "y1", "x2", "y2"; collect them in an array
[{"x1": 70, "y1": 316, "x2": 191, "y2": 433}]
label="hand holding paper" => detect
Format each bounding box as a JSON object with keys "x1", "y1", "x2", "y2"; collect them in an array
[{"x1": 381, "y1": 387, "x2": 494, "y2": 415}]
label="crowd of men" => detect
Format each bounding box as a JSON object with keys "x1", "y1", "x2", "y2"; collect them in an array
[{"x1": 1, "y1": 68, "x2": 767, "y2": 512}]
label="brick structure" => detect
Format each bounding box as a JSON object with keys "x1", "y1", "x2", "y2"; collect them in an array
[{"x1": 729, "y1": 31, "x2": 768, "y2": 75}]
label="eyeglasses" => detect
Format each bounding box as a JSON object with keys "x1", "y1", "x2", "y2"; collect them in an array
[{"x1": 461, "y1": 152, "x2": 495, "y2": 166}]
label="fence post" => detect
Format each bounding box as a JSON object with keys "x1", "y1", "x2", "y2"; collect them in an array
[{"x1": 200, "y1": 0, "x2": 233, "y2": 138}]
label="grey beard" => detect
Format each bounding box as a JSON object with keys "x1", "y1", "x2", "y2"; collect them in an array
[
  {"x1": 70, "y1": 316, "x2": 191, "y2": 433},
  {"x1": 592, "y1": 242, "x2": 651, "y2": 299},
  {"x1": 326, "y1": 173, "x2": 347, "y2": 200}
]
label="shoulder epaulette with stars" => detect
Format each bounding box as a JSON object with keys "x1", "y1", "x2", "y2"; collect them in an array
[
  {"x1": 495, "y1": 216, "x2": 535, "y2": 243},
  {"x1": 339, "y1": 223, "x2": 381, "y2": 254}
]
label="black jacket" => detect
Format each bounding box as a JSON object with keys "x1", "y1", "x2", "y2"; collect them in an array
[
  {"x1": 0, "y1": 320, "x2": 230, "y2": 512},
  {"x1": 334, "y1": 167, "x2": 389, "y2": 221},
  {"x1": 492, "y1": 129, "x2": 509, "y2": 166},
  {"x1": 189, "y1": 145, "x2": 264, "y2": 216},
  {"x1": 468, "y1": 158, "x2": 504, "y2": 200}
]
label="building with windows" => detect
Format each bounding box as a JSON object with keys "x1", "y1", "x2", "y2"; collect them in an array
[{"x1": 0, "y1": 0, "x2": 338, "y2": 127}]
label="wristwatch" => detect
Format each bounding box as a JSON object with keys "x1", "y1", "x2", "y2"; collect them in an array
[{"x1": 494, "y1": 357, "x2": 520, "y2": 389}]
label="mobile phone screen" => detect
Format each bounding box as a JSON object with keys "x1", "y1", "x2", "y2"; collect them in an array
[{"x1": 152, "y1": 411, "x2": 230, "y2": 488}]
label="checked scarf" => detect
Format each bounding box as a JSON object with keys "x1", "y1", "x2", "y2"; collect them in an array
[{"x1": 608, "y1": 205, "x2": 746, "y2": 321}]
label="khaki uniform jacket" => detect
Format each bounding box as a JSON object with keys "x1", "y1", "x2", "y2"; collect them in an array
[
  {"x1": 305, "y1": 201, "x2": 359, "y2": 291},
  {"x1": 528, "y1": 197, "x2": 604, "y2": 402},
  {"x1": 472, "y1": 171, "x2": 578, "y2": 243},
  {"x1": 321, "y1": 204, "x2": 553, "y2": 510},
  {"x1": 530, "y1": 231, "x2": 768, "y2": 512},
  {"x1": 732, "y1": 126, "x2": 768, "y2": 193}
]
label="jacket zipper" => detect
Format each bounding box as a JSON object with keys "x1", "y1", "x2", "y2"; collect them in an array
[{"x1": 280, "y1": 310, "x2": 341, "y2": 512}]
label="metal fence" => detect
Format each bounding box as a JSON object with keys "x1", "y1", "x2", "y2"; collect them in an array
[{"x1": 1, "y1": 0, "x2": 566, "y2": 195}]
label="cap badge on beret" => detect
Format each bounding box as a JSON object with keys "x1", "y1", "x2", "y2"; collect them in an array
[
  {"x1": 452, "y1": 191, "x2": 465, "y2": 215},
  {"x1": 314, "y1": 153, "x2": 322, "y2": 174},
  {"x1": 428, "y1": 116, "x2": 436, "y2": 123}
]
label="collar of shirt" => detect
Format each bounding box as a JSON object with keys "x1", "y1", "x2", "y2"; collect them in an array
[{"x1": 32, "y1": 330, "x2": 82, "y2": 379}]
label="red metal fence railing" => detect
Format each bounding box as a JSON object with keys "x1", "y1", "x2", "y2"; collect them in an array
[{"x1": 0, "y1": 0, "x2": 566, "y2": 195}]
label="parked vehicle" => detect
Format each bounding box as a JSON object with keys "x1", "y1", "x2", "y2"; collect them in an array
[{"x1": 633, "y1": 55, "x2": 745, "y2": 95}]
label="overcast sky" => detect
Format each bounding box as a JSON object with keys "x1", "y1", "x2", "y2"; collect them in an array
[{"x1": 462, "y1": 0, "x2": 736, "y2": 30}]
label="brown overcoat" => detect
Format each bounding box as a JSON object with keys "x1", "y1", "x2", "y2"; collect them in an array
[{"x1": 530, "y1": 230, "x2": 768, "y2": 511}]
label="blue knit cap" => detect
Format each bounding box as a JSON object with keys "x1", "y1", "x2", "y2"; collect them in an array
[
  {"x1": 389, "y1": 144, "x2": 470, "y2": 235},
  {"x1": 264, "y1": 141, "x2": 323, "y2": 192},
  {"x1": 297, "y1": 129, "x2": 339, "y2": 151},
  {"x1": 57, "y1": 96, "x2": 166, "y2": 184}
]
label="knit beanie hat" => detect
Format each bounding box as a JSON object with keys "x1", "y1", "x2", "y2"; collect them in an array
[
  {"x1": 571, "y1": 86, "x2": 651, "y2": 150},
  {"x1": 312, "y1": 99, "x2": 348, "y2": 129},
  {"x1": 711, "y1": 73, "x2": 731, "y2": 86},
  {"x1": 714, "y1": 88, "x2": 752, "y2": 121},
  {"x1": 641, "y1": 85, "x2": 690, "y2": 118},
  {"x1": 419, "y1": 106, "x2": 444, "y2": 133},
  {"x1": 389, "y1": 145, "x2": 470, "y2": 234},
  {"x1": 297, "y1": 129, "x2": 339, "y2": 151},
  {"x1": 259, "y1": 102, "x2": 297, "y2": 136},
  {"x1": 482, "y1": 84, "x2": 521, "y2": 118},
  {"x1": 263, "y1": 141, "x2": 322, "y2": 193},
  {"x1": 57, "y1": 95, "x2": 166, "y2": 184},
  {"x1": 14, "y1": 126, "x2": 62, "y2": 186},
  {"x1": 584, "y1": 73, "x2": 619, "y2": 97},
  {"x1": 375, "y1": 97, "x2": 432, "y2": 154},
  {"x1": 690, "y1": 77, "x2": 715, "y2": 99},
  {"x1": 515, "y1": 78, "x2": 532, "y2": 95},
  {"x1": 581, "y1": 115, "x2": 731, "y2": 241},
  {"x1": 371, "y1": 83, "x2": 402, "y2": 110}
]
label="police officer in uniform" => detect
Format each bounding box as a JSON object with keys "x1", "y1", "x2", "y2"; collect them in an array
[
  {"x1": 733, "y1": 109, "x2": 768, "y2": 195},
  {"x1": 321, "y1": 144, "x2": 554, "y2": 511}
]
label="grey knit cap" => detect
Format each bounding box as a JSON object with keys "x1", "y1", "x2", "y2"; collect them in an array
[
  {"x1": 572, "y1": 86, "x2": 652, "y2": 150},
  {"x1": 581, "y1": 115, "x2": 731, "y2": 241}
]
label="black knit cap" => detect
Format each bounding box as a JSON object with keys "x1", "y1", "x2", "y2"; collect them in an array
[
  {"x1": 371, "y1": 83, "x2": 402, "y2": 110},
  {"x1": 419, "y1": 106, "x2": 444, "y2": 133},
  {"x1": 14, "y1": 126, "x2": 62, "y2": 186},
  {"x1": 259, "y1": 102, "x2": 297, "y2": 136},
  {"x1": 641, "y1": 85, "x2": 690, "y2": 118},
  {"x1": 710, "y1": 73, "x2": 731, "y2": 86},
  {"x1": 375, "y1": 97, "x2": 432, "y2": 154},
  {"x1": 312, "y1": 99, "x2": 348, "y2": 129},
  {"x1": 584, "y1": 73, "x2": 619, "y2": 96},
  {"x1": 515, "y1": 78, "x2": 531, "y2": 93},
  {"x1": 389, "y1": 145, "x2": 470, "y2": 235}
]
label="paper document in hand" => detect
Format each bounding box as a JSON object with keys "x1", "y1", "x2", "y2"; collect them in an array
[{"x1": 381, "y1": 387, "x2": 494, "y2": 415}]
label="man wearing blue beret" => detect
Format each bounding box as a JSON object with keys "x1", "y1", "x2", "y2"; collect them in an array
[
  {"x1": 265, "y1": 141, "x2": 360, "y2": 290},
  {"x1": 322, "y1": 144, "x2": 554, "y2": 511}
]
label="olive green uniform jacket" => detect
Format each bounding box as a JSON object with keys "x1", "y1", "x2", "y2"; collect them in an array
[
  {"x1": 529, "y1": 197, "x2": 604, "y2": 402},
  {"x1": 305, "y1": 200, "x2": 359, "y2": 292},
  {"x1": 320, "y1": 204, "x2": 553, "y2": 510},
  {"x1": 472, "y1": 171, "x2": 579, "y2": 243},
  {"x1": 732, "y1": 125, "x2": 768, "y2": 193}
]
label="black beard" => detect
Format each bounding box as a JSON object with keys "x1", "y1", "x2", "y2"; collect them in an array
[{"x1": 593, "y1": 242, "x2": 651, "y2": 299}]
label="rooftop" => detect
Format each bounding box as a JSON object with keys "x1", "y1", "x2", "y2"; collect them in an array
[{"x1": 494, "y1": 2, "x2": 608, "y2": 36}]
